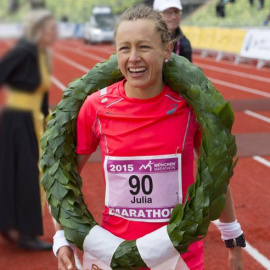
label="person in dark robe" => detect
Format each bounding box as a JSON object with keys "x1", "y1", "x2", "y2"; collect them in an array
[{"x1": 0, "y1": 9, "x2": 57, "y2": 250}]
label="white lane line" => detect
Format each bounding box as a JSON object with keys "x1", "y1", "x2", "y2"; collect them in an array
[
  {"x1": 253, "y1": 156, "x2": 270, "y2": 167},
  {"x1": 193, "y1": 54, "x2": 260, "y2": 71},
  {"x1": 51, "y1": 76, "x2": 66, "y2": 91},
  {"x1": 244, "y1": 110, "x2": 270, "y2": 124},
  {"x1": 197, "y1": 63, "x2": 270, "y2": 83},
  {"x1": 209, "y1": 78, "x2": 270, "y2": 98},
  {"x1": 212, "y1": 221, "x2": 270, "y2": 269},
  {"x1": 53, "y1": 51, "x2": 90, "y2": 73},
  {"x1": 59, "y1": 42, "x2": 115, "y2": 56},
  {"x1": 81, "y1": 44, "x2": 115, "y2": 55},
  {"x1": 55, "y1": 44, "x2": 106, "y2": 62},
  {"x1": 245, "y1": 242, "x2": 270, "y2": 269}
]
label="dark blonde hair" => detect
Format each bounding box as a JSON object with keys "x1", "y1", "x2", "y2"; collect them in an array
[
  {"x1": 114, "y1": 4, "x2": 172, "y2": 44},
  {"x1": 23, "y1": 9, "x2": 54, "y2": 73},
  {"x1": 23, "y1": 9, "x2": 54, "y2": 43}
]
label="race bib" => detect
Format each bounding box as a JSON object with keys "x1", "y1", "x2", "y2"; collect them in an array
[{"x1": 104, "y1": 154, "x2": 182, "y2": 222}]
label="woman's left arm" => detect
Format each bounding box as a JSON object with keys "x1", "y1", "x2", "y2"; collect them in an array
[
  {"x1": 219, "y1": 187, "x2": 244, "y2": 270},
  {"x1": 195, "y1": 144, "x2": 244, "y2": 269}
]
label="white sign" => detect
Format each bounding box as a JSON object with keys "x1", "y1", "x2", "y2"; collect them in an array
[
  {"x1": 57, "y1": 22, "x2": 76, "y2": 38},
  {"x1": 0, "y1": 23, "x2": 84, "y2": 39},
  {"x1": 240, "y1": 29, "x2": 270, "y2": 61},
  {"x1": 0, "y1": 23, "x2": 22, "y2": 38}
]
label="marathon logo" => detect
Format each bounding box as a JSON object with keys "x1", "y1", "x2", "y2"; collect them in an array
[
  {"x1": 111, "y1": 207, "x2": 174, "y2": 220},
  {"x1": 139, "y1": 160, "x2": 177, "y2": 172}
]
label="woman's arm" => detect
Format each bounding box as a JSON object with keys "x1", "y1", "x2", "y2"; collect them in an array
[
  {"x1": 219, "y1": 186, "x2": 236, "y2": 222},
  {"x1": 219, "y1": 186, "x2": 244, "y2": 270},
  {"x1": 55, "y1": 154, "x2": 90, "y2": 270},
  {"x1": 195, "y1": 143, "x2": 244, "y2": 269},
  {"x1": 77, "y1": 154, "x2": 90, "y2": 174}
]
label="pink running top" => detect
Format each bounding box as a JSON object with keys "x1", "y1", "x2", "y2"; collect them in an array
[{"x1": 76, "y1": 80, "x2": 204, "y2": 269}]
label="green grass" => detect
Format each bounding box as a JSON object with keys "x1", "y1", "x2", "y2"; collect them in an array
[
  {"x1": 0, "y1": 0, "x2": 141, "y2": 23},
  {"x1": 182, "y1": 0, "x2": 270, "y2": 27},
  {"x1": 0, "y1": 0, "x2": 28, "y2": 21},
  {"x1": 1, "y1": 0, "x2": 270, "y2": 26}
]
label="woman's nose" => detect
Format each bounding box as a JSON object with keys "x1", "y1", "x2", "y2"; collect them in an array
[{"x1": 129, "y1": 49, "x2": 140, "y2": 62}]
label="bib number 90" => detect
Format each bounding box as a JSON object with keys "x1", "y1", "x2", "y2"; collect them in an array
[{"x1": 129, "y1": 175, "x2": 153, "y2": 195}]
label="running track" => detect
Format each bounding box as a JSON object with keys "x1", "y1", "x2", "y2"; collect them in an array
[{"x1": 0, "y1": 39, "x2": 269, "y2": 270}]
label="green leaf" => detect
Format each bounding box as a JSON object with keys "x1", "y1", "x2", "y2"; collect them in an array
[
  {"x1": 51, "y1": 181, "x2": 69, "y2": 201},
  {"x1": 193, "y1": 186, "x2": 205, "y2": 212},
  {"x1": 213, "y1": 102, "x2": 234, "y2": 130},
  {"x1": 209, "y1": 195, "x2": 226, "y2": 220},
  {"x1": 49, "y1": 160, "x2": 60, "y2": 176},
  {"x1": 169, "y1": 203, "x2": 183, "y2": 225},
  {"x1": 49, "y1": 135, "x2": 65, "y2": 149},
  {"x1": 59, "y1": 216, "x2": 79, "y2": 229},
  {"x1": 54, "y1": 167, "x2": 70, "y2": 185},
  {"x1": 41, "y1": 172, "x2": 55, "y2": 191}
]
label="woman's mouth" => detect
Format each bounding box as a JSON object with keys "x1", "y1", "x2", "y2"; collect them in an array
[{"x1": 128, "y1": 67, "x2": 147, "y2": 76}]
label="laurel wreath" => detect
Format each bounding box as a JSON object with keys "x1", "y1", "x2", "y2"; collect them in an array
[{"x1": 40, "y1": 53, "x2": 237, "y2": 269}]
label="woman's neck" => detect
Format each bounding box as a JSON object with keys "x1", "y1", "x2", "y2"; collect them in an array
[{"x1": 124, "y1": 81, "x2": 164, "y2": 99}]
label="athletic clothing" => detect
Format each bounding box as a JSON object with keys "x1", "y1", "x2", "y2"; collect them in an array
[{"x1": 76, "y1": 79, "x2": 203, "y2": 269}]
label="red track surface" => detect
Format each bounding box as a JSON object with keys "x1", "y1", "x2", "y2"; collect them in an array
[{"x1": 0, "y1": 39, "x2": 270, "y2": 270}]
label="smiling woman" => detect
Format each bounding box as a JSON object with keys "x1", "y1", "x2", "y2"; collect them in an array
[
  {"x1": 48, "y1": 4, "x2": 245, "y2": 270},
  {"x1": 115, "y1": 19, "x2": 172, "y2": 99}
]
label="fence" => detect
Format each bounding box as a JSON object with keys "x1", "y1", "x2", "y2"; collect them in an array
[
  {"x1": 0, "y1": 23, "x2": 269, "y2": 68},
  {"x1": 182, "y1": 26, "x2": 270, "y2": 68}
]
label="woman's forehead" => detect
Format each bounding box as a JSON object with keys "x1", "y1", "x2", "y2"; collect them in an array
[{"x1": 116, "y1": 19, "x2": 158, "y2": 40}]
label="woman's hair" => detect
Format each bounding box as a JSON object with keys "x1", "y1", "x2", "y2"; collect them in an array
[
  {"x1": 114, "y1": 4, "x2": 173, "y2": 44},
  {"x1": 22, "y1": 9, "x2": 54, "y2": 73},
  {"x1": 23, "y1": 9, "x2": 54, "y2": 44}
]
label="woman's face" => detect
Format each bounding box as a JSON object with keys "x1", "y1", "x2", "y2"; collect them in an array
[
  {"x1": 39, "y1": 18, "x2": 57, "y2": 47},
  {"x1": 115, "y1": 19, "x2": 172, "y2": 98}
]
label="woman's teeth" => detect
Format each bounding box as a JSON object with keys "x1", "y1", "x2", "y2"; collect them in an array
[{"x1": 129, "y1": 68, "x2": 146, "y2": 73}]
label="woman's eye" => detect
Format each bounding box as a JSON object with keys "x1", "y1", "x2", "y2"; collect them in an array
[{"x1": 119, "y1": 46, "x2": 129, "y2": 51}]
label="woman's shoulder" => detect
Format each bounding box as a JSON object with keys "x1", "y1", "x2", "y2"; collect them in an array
[
  {"x1": 164, "y1": 84, "x2": 186, "y2": 102},
  {"x1": 82, "y1": 80, "x2": 124, "y2": 107}
]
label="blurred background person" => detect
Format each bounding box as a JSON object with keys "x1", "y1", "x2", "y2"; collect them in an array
[
  {"x1": 153, "y1": 0, "x2": 193, "y2": 62},
  {"x1": 0, "y1": 9, "x2": 57, "y2": 250},
  {"x1": 258, "y1": 0, "x2": 264, "y2": 10},
  {"x1": 263, "y1": 11, "x2": 270, "y2": 25}
]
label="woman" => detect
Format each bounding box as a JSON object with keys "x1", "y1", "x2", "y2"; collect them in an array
[
  {"x1": 54, "y1": 5, "x2": 244, "y2": 269},
  {"x1": 0, "y1": 9, "x2": 57, "y2": 250}
]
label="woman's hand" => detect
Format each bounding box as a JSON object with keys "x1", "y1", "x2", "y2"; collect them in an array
[
  {"x1": 57, "y1": 246, "x2": 77, "y2": 270},
  {"x1": 229, "y1": 247, "x2": 244, "y2": 270}
]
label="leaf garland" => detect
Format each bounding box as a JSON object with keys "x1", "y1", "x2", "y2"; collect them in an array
[{"x1": 41, "y1": 53, "x2": 237, "y2": 269}]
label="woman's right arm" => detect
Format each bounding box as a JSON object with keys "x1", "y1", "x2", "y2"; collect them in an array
[
  {"x1": 56, "y1": 93, "x2": 97, "y2": 269},
  {"x1": 56, "y1": 154, "x2": 90, "y2": 270}
]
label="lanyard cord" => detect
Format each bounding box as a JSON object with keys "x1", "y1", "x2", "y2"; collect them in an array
[{"x1": 175, "y1": 40, "x2": 180, "y2": 55}]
